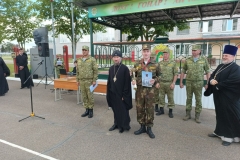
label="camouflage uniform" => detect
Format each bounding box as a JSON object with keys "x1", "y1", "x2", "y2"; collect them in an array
[
  {"x1": 55, "y1": 57, "x2": 65, "y2": 78},
  {"x1": 133, "y1": 54, "x2": 161, "y2": 127},
  {"x1": 159, "y1": 59, "x2": 178, "y2": 109},
  {"x1": 76, "y1": 46, "x2": 98, "y2": 110},
  {"x1": 182, "y1": 51, "x2": 210, "y2": 114},
  {"x1": 150, "y1": 52, "x2": 159, "y2": 104}
]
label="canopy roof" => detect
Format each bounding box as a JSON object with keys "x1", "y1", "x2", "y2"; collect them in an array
[{"x1": 75, "y1": 0, "x2": 240, "y2": 29}]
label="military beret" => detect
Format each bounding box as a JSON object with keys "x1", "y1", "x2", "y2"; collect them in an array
[
  {"x1": 192, "y1": 45, "x2": 201, "y2": 50},
  {"x1": 142, "y1": 44, "x2": 151, "y2": 50},
  {"x1": 112, "y1": 50, "x2": 122, "y2": 58},
  {"x1": 82, "y1": 45, "x2": 89, "y2": 50}
]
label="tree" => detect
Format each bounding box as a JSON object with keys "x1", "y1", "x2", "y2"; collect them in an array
[
  {"x1": 1, "y1": 0, "x2": 39, "y2": 49},
  {"x1": 34, "y1": 0, "x2": 106, "y2": 58},
  {"x1": 122, "y1": 20, "x2": 189, "y2": 41},
  {"x1": 0, "y1": 13, "x2": 7, "y2": 44}
]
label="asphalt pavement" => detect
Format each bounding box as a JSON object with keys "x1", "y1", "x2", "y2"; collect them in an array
[{"x1": 0, "y1": 80, "x2": 239, "y2": 160}]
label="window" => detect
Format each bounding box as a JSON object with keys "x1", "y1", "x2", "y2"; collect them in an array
[
  {"x1": 177, "y1": 23, "x2": 190, "y2": 35},
  {"x1": 198, "y1": 20, "x2": 213, "y2": 32},
  {"x1": 202, "y1": 44, "x2": 212, "y2": 56},
  {"x1": 222, "y1": 19, "x2": 238, "y2": 31},
  {"x1": 96, "y1": 28, "x2": 115, "y2": 42}
]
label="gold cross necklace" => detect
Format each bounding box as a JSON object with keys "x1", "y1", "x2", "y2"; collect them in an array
[
  {"x1": 214, "y1": 61, "x2": 234, "y2": 79},
  {"x1": 113, "y1": 64, "x2": 122, "y2": 82}
]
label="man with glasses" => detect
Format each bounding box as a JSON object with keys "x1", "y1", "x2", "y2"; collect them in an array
[
  {"x1": 180, "y1": 45, "x2": 210, "y2": 123},
  {"x1": 76, "y1": 46, "x2": 98, "y2": 118}
]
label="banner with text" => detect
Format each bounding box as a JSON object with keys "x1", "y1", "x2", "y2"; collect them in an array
[{"x1": 88, "y1": 0, "x2": 238, "y2": 18}]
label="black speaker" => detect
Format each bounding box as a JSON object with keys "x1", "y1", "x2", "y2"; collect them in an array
[{"x1": 38, "y1": 43, "x2": 49, "y2": 57}]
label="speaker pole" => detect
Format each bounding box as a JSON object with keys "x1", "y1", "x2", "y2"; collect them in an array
[{"x1": 19, "y1": 61, "x2": 45, "y2": 122}]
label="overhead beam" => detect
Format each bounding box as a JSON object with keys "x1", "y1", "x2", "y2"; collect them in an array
[
  {"x1": 230, "y1": 0, "x2": 240, "y2": 18},
  {"x1": 196, "y1": 6, "x2": 202, "y2": 20},
  {"x1": 92, "y1": 18, "x2": 121, "y2": 30},
  {"x1": 161, "y1": 9, "x2": 175, "y2": 22}
]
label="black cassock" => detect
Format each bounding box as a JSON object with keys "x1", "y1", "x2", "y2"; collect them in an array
[
  {"x1": 0, "y1": 57, "x2": 10, "y2": 96},
  {"x1": 205, "y1": 62, "x2": 240, "y2": 139},
  {"x1": 106, "y1": 64, "x2": 132, "y2": 130},
  {"x1": 16, "y1": 53, "x2": 34, "y2": 88}
]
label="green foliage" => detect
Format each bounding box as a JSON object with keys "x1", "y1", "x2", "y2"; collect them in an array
[
  {"x1": 1, "y1": 42, "x2": 15, "y2": 52},
  {"x1": 1, "y1": 0, "x2": 39, "y2": 48},
  {"x1": 122, "y1": 20, "x2": 189, "y2": 41},
  {"x1": 34, "y1": 0, "x2": 106, "y2": 56}
]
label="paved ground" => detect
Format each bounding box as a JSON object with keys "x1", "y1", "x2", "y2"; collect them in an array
[{"x1": 0, "y1": 80, "x2": 239, "y2": 160}]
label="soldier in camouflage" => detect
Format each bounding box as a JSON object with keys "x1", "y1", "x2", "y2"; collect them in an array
[
  {"x1": 132, "y1": 44, "x2": 161, "y2": 139},
  {"x1": 156, "y1": 47, "x2": 178, "y2": 118},
  {"x1": 55, "y1": 54, "x2": 65, "y2": 78},
  {"x1": 76, "y1": 45, "x2": 98, "y2": 118},
  {"x1": 150, "y1": 52, "x2": 160, "y2": 112},
  {"x1": 180, "y1": 44, "x2": 210, "y2": 123}
]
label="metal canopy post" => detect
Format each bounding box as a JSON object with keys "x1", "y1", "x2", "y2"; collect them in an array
[
  {"x1": 90, "y1": 18, "x2": 94, "y2": 57},
  {"x1": 120, "y1": 29, "x2": 122, "y2": 53}
]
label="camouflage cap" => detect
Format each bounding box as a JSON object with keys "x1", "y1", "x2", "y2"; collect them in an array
[
  {"x1": 57, "y1": 54, "x2": 62, "y2": 57},
  {"x1": 150, "y1": 52, "x2": 156, "y2": 57},
  {"x1": 192, "y1": 45, "x2": 201, "y2": 50},
  {"x1": 142, "y1": 44, "x2": 151, "y2": 50},
  {"x1": 162, "y1": 48, "x2": 170, "y2": 53},
  {"x1": 82, "y1": 45, "x2": 89, "y2": 50}
]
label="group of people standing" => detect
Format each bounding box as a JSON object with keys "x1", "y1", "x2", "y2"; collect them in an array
[
  {"x1": 0, "y1": 48, "x2": 33, "y2": 96},
  {"x1": 75, "y1": 44, "x2": 240, "y2": 146},
  {"x1": 105, "y1": 44, "x2": 240, "y2": 146}
]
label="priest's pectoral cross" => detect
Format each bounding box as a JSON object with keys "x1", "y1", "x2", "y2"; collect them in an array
[{"x1": 113, "y1": 76, "x2": 117, "y2": 82}]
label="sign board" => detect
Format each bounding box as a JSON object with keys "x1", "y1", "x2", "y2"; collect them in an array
[{"x1": 88, "y1": 0, "x2": 238, "y2": 18}]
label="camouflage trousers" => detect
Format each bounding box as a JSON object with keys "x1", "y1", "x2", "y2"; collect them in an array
[
  {"x1": 135, "y1": 85, "x2": 155, "y2": 127},
  {"x1": 158, "y1": 81, "x2": 175, "y2": 108},
  {"x1": 56, "y1": 66, "x2": 64, "y2": 78},
  {"x1": 80, "y1": 79, "x2": 94, "y2": 109},
  {"x1": 154, "y1": 88, "x2": 160, "y2": 104},
  {"x1": 186, "y1": 80, "x2": 203, "y2": 113}
]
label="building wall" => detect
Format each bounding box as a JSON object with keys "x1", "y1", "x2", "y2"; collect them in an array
[{"x1": 47, "y1": 17, "x2": 240, "y2": 60}]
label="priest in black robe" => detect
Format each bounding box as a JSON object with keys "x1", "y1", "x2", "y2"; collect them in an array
[
  {"x1": 106, "y1": 50, "x2": 132, "y2": 133},
  {"x1": 16, "y1": 48, "x2": 34, "y2": 89},
  {"x1": 204, "y1": 45, "x2": 240, "y2": 146},
  {"x1": 0, "y1": 57, "x2": 10, "y2": 96}
]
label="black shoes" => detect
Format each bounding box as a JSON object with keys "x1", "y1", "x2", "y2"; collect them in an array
[
  {"x1": 146, "y1": 127, "x2": 155, "y2": 139},
  {"x1": 88, "y1": 109, "x2": 93, "y2": 118},
  {"x1": 208, "y1": 134, "x2": 231, "y2": 146},
  {"x1": 222, "y1": 141, "x2": 231, "y2": 146},
  {"x1": 169, "y1": 109, "x2": 173, "y2": 118},
  {"x1": 156, "y1": 107, "x2": 164, "y2": 116},
  {"x1": 208, "y1": 133, "x2": 217, "y2": 138},
  {"x1": 134, "y1": 125, "x2": 146, "y2": 135},
  {"x1": 155, "y1": 104, "x2": 159, "y2": 112},
  {"x1": 81, "y1": 109, "x2": 93, "y2": 118},
  {"x1": 81, "y1": 109, "x2": 89, "y2": 117},
  {"x1": 119, "y1": 127, "x2": 124, "y2": 133},
  {"x1": 109, "y1": 124, "x2": 118, "y2": 131}
]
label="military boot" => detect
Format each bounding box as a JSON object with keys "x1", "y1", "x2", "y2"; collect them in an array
[
  {"x1": 146, "y1": 127, "x2": 155, "y2": 139},
  {"x1": 134, "y1": 125, "x2": 146, "y2": 135},
  {"x1": 195, "y1": 112, "x2": 201, "y2": 123},
  {"x1": 156, "y1": 107, "x2": 164, "y2": 116},
  {"x1": 88, "y1": 109, "x2": 93, "y2": 118},
  {"x1": 81, "y1": 109, "x2": 89, "y2": 117},
  {"x1": 155, "y1": 104, "x2": 159, "y2": 112},
  {"x1": 183, "y1": 110, "x2": 191, "y2": 121},
  {"x1": 169, "y1": 109, "x2": 173, "y2": 118}
]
